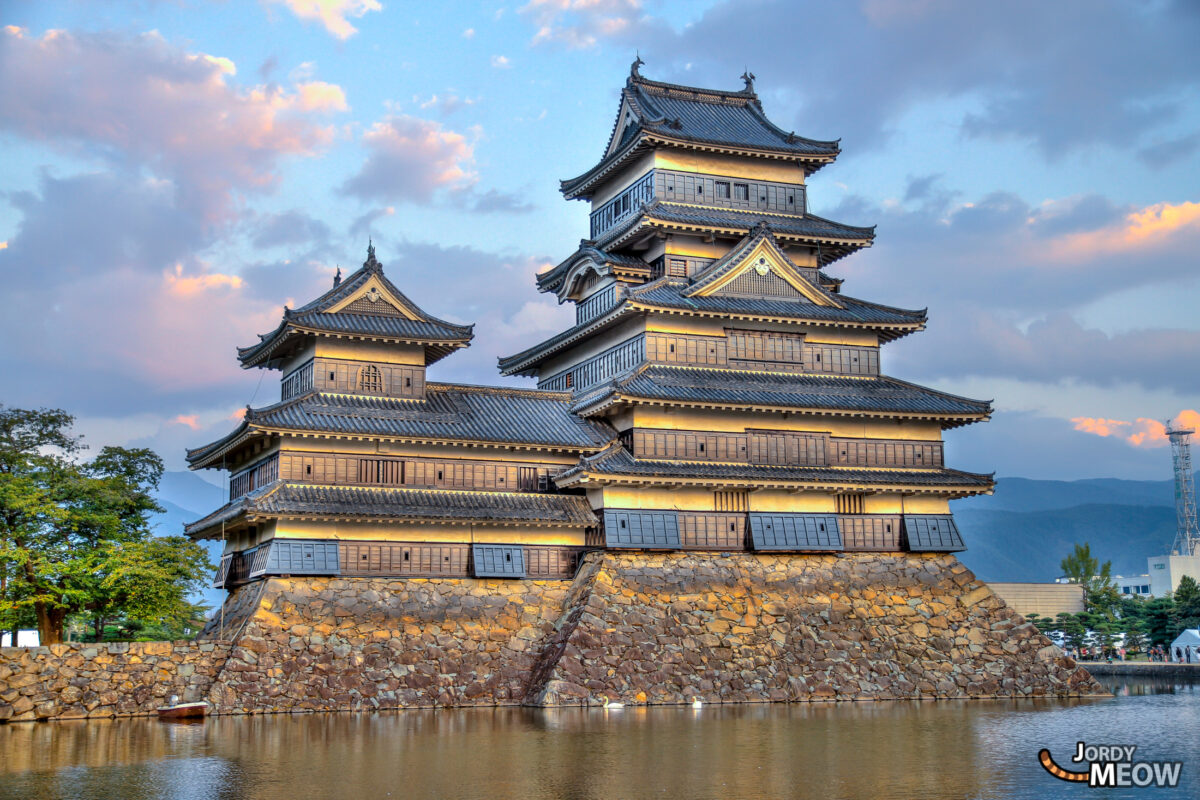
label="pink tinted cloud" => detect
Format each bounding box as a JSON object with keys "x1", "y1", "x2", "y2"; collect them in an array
[
  {"x1": 169, "y1": 414, "x2": 202, "y2": 430},
  {"x1": 340, "y1": 114, "x2": 476, "y2": 202},
  {"x1": 520, "y1": 0, "x2": 648, "y2": 48},
  {"x1": 1045, "y1": 201, "x2": 1200, "y2": 263},
  {"x1": 1071, "y1": 410, "x2": 1200, "y2": 449},
  {"x1": 0, "y1": 26, "x2": 347, "y2": 217},
  {"x1": 268, "y1": 0, "x2": 383, "y2": 40}
]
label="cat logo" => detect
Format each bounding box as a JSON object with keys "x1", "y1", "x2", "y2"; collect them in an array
[{"x1": 1039, "y1": 742, "x2": 1182, "y2": 788}]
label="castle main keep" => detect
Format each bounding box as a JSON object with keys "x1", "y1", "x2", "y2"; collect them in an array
[{"x1": 177, "y1": 65, "x2": 1102, "y2": 710}]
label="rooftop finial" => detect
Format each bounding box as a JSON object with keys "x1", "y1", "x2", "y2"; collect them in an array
[
  {"x1": 365, "y1": 238, "x2": 381, "y2": 271},
  {"x1": 741, "y1": 69, "x2": 756, "y2": 93},
  {"x1": 631, "y1": 52, "x2": 645, "y2": 80},
  {"x1": 333, "y1": 265, "x2": 342, "y2": 288}
]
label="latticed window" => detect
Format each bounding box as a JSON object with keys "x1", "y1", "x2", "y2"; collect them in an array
[
  {"x1": 358, "y1": 364, "x2": 383, "y2": 393},
  {"x1": 714, "y1": 490, "x2": 748, "y2": 512},
  {"x1": 836, "y1": 493, "x2": 866, "y2": 515}
]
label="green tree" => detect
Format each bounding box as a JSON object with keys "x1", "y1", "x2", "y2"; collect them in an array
[
  {"x1": 0, "y1": 406, "x2": 213, "y2": 643},
  {"x1": 1056, "y1": 613, "x2": 1088, "y2": 653},
  {"x1": 1174, "y1": 575, "x2": 1200, "y2": 636},
  {"x1": 1142, "y1": 596, "x2": 1177, "y2": 646},
  {"x1": 1060, "y1": 542, "x2": 1119, "y2": 616}
]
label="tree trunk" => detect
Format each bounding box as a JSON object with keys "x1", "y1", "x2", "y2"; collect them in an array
[{"x1": 34, "y1": 602, "x2": 66, "y2": 645}]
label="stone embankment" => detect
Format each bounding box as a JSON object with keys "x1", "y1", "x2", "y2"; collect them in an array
[
  {"x1": 524, "y1": 552, "x2": 1103, "y2": 705},
  {"x1": 0, "y1": 640, "x2": 231, "y2": 723},
  {"x1": 0, "y1": 552, "x2": 1105, "y2": 722},
  {"x1": 1080, "y1": 662, "x2": 1200, "y2": 678}
]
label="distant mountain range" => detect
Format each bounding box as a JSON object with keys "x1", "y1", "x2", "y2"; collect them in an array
[
  {"x1": 955, "y1": 477, "x2": 1177, "y2": 582},
  {"x1": 148, "y1": 471, "x2": 1180, "y2": 605}
]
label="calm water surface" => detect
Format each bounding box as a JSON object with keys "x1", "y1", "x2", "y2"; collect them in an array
[{"x1": 1, "y1": 676, "x2": 1196, "y2": 800}]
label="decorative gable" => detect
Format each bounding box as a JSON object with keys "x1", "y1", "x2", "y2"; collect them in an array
[
  {"x1": 685, "y1": 227, "x2": 843, "y2": 308},
  {"x1": 325, "y1": 275, "x2": 419, "y2": 319}
]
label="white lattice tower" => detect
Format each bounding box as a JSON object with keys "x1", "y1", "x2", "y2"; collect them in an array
[{"x1": 1167, "y1": 422, "x2": 1199, "y2": 556}]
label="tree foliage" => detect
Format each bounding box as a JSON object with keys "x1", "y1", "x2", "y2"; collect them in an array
[
  {"x1": 0, "y1": 406, "x2": 212, "y2": 643},
  {"x1": 1060, "y1": 542, "x2": 1120, "y2": 616}
]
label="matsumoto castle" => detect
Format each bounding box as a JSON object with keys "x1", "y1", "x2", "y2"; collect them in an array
[{"x1": 187, "y1": 62, "x2": 993, "y2": 589}]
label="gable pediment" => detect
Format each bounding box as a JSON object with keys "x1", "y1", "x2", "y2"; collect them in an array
[
  {"x1": 325, "y1": 275, "x2": 420, "y2": 319},
  {"x1": 686, "y1": 233, "x2": 842, "y2": 308},
  {"x1": 605, "y1": 96, "x2": 642, "y2": 157}
]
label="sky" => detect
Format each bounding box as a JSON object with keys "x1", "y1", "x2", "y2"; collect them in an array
[{"x1": 0, "y1": 0, "x2": 1198, "y2": 486}]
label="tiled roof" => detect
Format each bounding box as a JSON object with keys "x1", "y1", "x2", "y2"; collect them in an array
[
  {"x1": 556, "y1": 444, "x2": 993, "y2": 492},
  {"x1": 570, "y1": 365, "x2": 992, "y2": 423},
  {"x1": 562, "y1": 68, "x2": 840, "y2": 198},
  {"x1": 238, "y1": 252, "x2": 474, "y2": 368},
  {"x1": 497, "y1": 278, "x2": 923, "y2": 376},
  {"x1": 187, "y1": 385, "x2": 617, "y2": 468},
  {"x1": 596, "y1": 201, "x2": 875, "y2": 255},
  {"x1": 185, "y1": 482, "x2": 596, "y2": 538},
  {"x1": 536, "y1": 242, "x2": 651, "y2": 296},
  {"x1": 629, "y1": 279, "x2": 925, "y2": 331}
]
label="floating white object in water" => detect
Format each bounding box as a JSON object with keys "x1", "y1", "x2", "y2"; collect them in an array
[
  {"x1": 603, "y1": 700, "x2": 624, "y2": 709},
  {"x1": 692, "y1": 699, "x2": 703, "y2": 708}
]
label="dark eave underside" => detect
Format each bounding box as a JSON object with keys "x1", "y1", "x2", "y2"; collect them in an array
[
  {"x1": 497, "y1": 285, "x2": 922, "y2": 377},
  {"x1": 187, "y1": 386, "x2": 616, "y2": 468},
  {"x1": 185, "y1": 482, "x2": 597, "y2": 538},
  {"x1": 556, "y1": 445, "x2": 993, "y2": 495},
  {"x1": 595, "y1": 202, "x2": 874, "y2": 262},
  {"x1": 570, "y1": 366, "x2": 992, "y2": 425}
]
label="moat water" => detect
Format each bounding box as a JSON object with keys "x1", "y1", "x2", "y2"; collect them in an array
[{"x1": 1, "y1": 676, "x2": 1196, "y2": 800}]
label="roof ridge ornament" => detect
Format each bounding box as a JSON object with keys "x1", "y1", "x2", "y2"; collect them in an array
[
  {"x1": 741, "y1": 70, "x2": 756, "y2": 93},
  {"x1": 364, "y1": 238, "x2": 382, "y2": 271},
  {"x1": 630, "y1": 53, "x2": 645, "y2": 80},
  {"x1": 332, "y1": 266, "x2": 342, "y2": 288}
]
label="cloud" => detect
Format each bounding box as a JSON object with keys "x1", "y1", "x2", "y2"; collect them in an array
[
  {"x1": 1045, "y1": 201, "x2": 1200, "y2": 262},
  {"x1": 415, "y1": 93, "x2": 479, "y2": 116},
  {"x1": 250, "y1": 210, "x2": 334, "y2": 249},
  {"x1": 457, "y1": 188, "x2": 536, "y2": 214},
  {"x1": 520, "y1": 0, "x2": 652, "y2": 49},
  {"x1": 1071, "y1": 410, "x2": 1200, "y2": 449},
  {"x1": 340, "y1": 114, "x2": 476, "y2": 202},
  {"x1": 463, "y1": 28, "x2": 475, "y2": 38},
  {"x1": 267, "y1": 0, "x2": 383, "y2": 40},
  {"x1": 0, "y1": 27, "x2": 347, "y2": 217},
  {"x1": 652, "y1": 1, "x2": 1200, "y2": 157},
  {"x1": 890, "y1": 312, "x2": 1200, "y2": 395},
  {"x1": 490, "y1": 55, "x2": 511, "y2": 68}
]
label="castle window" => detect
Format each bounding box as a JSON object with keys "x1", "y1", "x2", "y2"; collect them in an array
[
  {"x1": 358, "y1": 364, "x2": 383, "y2": 393},
  {"x1": 836, "y1": 494, "x2": 866, "y2": 515},
  {"x1": 716, "y1": 181, "x2": 730, "y2": 199},
  {"x1": 715, "y1": 491, "x2": 748, "y2": 512},
  {"x1": 734, "y1": 183, "x2": 748, "y2": 201},
  {"x1": 668, "y1": 258, "x2": 687, "y2": 277},
  {"x1": 565, "y1": 372, "x2": 574, "y2": 388}
]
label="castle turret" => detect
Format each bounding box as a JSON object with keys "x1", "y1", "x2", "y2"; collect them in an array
[{"x1": 500, "y1": 64, "x2": 993, "y2": 554}]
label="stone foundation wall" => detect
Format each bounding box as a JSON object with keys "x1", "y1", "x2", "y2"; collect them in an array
[
  {"x1": 0, "y1": 640, "x2": 232, "y2": 722},
  {"x1": 0, "y1": 552, "x2": 1104, "y2": 722},
  {"x1": 526, "y1": 552, "x2": 1104, "y2": 705},
  {"x1": 207, "y1": 575, "x2": 578, "y2": 712}
]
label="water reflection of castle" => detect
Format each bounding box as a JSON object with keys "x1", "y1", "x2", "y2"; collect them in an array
[{"x1": 186, "y1": 63, "x2": 993, "y2": 589}]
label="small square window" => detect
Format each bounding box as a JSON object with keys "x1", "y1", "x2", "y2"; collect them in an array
[
  {"x1": 734, "y1": 183, "x2": 748, "y2": 201},
  {"x1": 715, "y1": 181, "x2": 730, "y2": 199}
]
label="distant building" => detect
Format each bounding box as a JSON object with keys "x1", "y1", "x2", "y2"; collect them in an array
[
  {"x1": 1148, "y1": 553, "x2": 1200, "y2": 598},
  {"x1": 1115, "y1": 574, "x2": 1152, "y2": 597},
  {"x1": 990, "y1": 583, "x2": 1085, "y2": 618}
]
